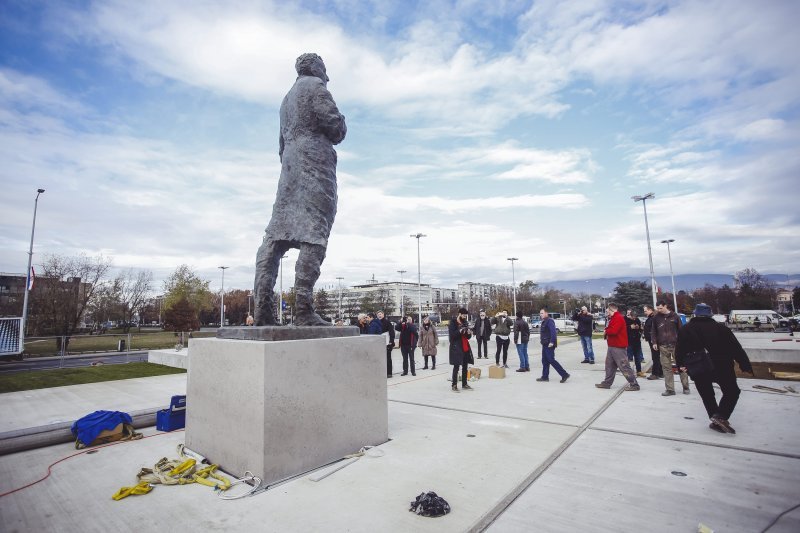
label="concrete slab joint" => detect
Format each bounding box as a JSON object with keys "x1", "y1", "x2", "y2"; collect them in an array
[{"x1": 186, "y1": 336, "x2": 388, "y2": 486}]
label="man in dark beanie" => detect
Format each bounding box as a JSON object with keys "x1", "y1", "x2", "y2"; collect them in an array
[
  {"x1": 676, "y1": 303, "x2": 753, "y2": 434},
  {"x1": 449, "y1": 307, "x2": 474, "y2": 392}
]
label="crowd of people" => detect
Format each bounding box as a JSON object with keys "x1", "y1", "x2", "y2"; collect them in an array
[{"x1": 360, "y1": 299, "x2": 753, "y2": 435}]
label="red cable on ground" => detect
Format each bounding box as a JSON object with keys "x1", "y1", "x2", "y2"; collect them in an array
[{"x1": 0, "y1": 429, "x2": 184, "y2": 498}]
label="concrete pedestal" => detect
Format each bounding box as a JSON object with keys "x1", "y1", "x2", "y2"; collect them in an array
[{"x1": 185, "y1": 336, "x2": 388, "y2": 485}]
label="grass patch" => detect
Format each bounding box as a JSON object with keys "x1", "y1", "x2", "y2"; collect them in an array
[
  {"x1": 0, "y1": 362, "x2": 186, "y2": 394},
  {"x1": 24, "y1": 331, "x2": 216, "y2": 358}
]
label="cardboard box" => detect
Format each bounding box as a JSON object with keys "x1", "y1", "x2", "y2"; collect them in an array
[
  {"x1": 467, "y1": 367, "x2": 481, "y2": 380},
  {"x1": 488, "y1": 365, "x2": 506, "y2": 379}
]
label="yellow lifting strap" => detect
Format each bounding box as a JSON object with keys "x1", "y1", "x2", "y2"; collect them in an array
[
  {"x1": 112, "y1": 481, "x2": 153, "y2": 501},
  {"x1": 113, "y1": 445, "x2": 231, "y2": 500}
]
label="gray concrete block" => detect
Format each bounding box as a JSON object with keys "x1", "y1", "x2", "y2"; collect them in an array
[
  {"x1": 217, "y1": 325, "x2": 359, "y2": 341},
  {"x1": 147, "y1": 349, "x2": 190, "y2": 369},
  {"x1": 185, "y1": 336, "x2": 388, "y2": 485}
]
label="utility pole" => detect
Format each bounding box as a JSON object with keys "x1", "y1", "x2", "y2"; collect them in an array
[
  {"x1": 218, "y1": 266, "x2": 228, "y2": 327},
  {"x1": 336, "y1": 276, "x2": 344, "y2": 319},
  {"x1": 410, "y1": 234, "x2": 426, "y2": 325},
  {"x1": 507, "y1": 257, "x2": 518, "y2": 317},
  {"x1": 397, "y1": 270, "x2": 407, "y2": 317},
  {"x1": 632, "y1": 193, "x2": 657, "y2": 308},
  {"x1": 20, "y1": 188, "x2": 45, "y2": 352}
]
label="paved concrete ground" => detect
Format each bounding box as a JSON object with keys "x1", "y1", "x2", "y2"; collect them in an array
[{"x1": 1, "y1": 338, "x2": 799, "y2": 532}]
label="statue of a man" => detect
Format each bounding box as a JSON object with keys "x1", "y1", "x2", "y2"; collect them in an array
[{"x1": 253, "y1": 53, "x2": 347, "y2": 326}]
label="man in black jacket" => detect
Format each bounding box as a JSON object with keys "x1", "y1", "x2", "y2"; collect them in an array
[
  {"x1": 449, "y1": 308, "x2": 475, "y2": 392},
  {"x1": 643, "y1": 305, "x2": 663, "y2": 380},
  {"x1": 474, "y1": 309, "x2": 492, "y2": 359},
  {"x1": 573, "y1": 306, "x2": 595, "y2": 364},
  {"x1": 676, "y1": 304, "x2": 753, "y2": 434},
  {"x1": 513, "y1": 310, "x2": 531, "y2": 372},
  {"x1": 378, "y1": 311, "x2": 395, "y2": 378}
]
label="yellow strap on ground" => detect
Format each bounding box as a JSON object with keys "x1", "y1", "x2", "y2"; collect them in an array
[
  {"x1": 169, "y1": 458, "x2": 196, "y2": 476},
  {"x1": 112, "y1": 481, "x2": 153, "y2": 501}
]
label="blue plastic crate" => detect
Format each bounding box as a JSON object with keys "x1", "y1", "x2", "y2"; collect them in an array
[{"x1": 156, "y1": 395, "x2": 186, "y2": 431}]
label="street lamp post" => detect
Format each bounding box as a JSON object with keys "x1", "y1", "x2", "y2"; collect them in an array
[
  {"x1": 410, "y1": 233, "x2": 426, "y2": 325},
  {"x1": 20, "y1": 188, "x2": 45, "y2": 351},
  {"x1": 336, "y1": 276, "x2": 344, "y2": 319},
  {"x1": 632, "y1": 193, "x2": 657, "y2": 308},
  {"x1": 218, "y1": 266, "x2": 228, "y2": 327},
  {"x1": 279, "y1": 255, "x2": 288, "y2": 325},
  {"x1": 507, "y1": 258, "x2": 518, "y2": 317},
  {"x1": 661, "y1": 239, "x2": 679, "y2": 313},
  {"x1": 397, "y1": 270, "x2": 407, "y2": 317}
]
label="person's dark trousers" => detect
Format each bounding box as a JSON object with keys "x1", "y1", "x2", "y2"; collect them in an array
[
  {"x1": 401, "y1": 345, "x2": 416, "y2": 374},
  {"x1": 693, "y1": 365, "x2": 741, "y2": 420},
  {"x1": 386, "y1": 345, "x2": 393, "y2": 376},
  {"x1": 495, "y1": 337, "x2": 510, "y2": 365},
  {"x1": 423, "y1": 355, "x2": 437, "y2": 369},
  {"x1": 649, "y1": 343, "x2": 663, "y2": 376},
  {"x1": 477, "y1": 336, "x2": 489, "y2": 358},
  {"x1": 541, "y1": 345, "x2": 567, "y2": 379},
  {"x1": 452, "y1": 360, "x2": 468, "y2": 386}
]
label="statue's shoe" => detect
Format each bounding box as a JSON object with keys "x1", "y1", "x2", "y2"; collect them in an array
[{"x1": 293, "y1": 313, "x2": 332, "y2": 326}]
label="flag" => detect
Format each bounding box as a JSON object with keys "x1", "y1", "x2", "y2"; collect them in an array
[
  {"x1": 655, "y1": 280, "x2": 661, "y2": 294},
  {"x1": 27, "y1": 266, "x2": 35, "y2": 291}
]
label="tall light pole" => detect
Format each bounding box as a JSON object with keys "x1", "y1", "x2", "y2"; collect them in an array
[
  {"x1": 507, "y1": 257, "x2": 518, "y2": 317},
  {"x1": 336, "y1": 276, "x2": 344, "y2": 319},
  {"x1": 20, "y1": 188, "x2": 45, "y2": 350},
  {"x1": 279, "y1": 255, "x2": 288, "y2": 325},
  {"x1": 632, "y1": 193, "x2": 657, "y2": 308},
  {"x1": 661, "y1": 239, "x2": 679, "y2": 313},
  {"x1": 397, "y1": 269, "x2": 407, "y2": 317},
  {"x1": 218, "y1": 266, "x2": 228, "y2": 327},
  {"x1": 410, "y1": 233, "x2": 426, "y2": 325}
]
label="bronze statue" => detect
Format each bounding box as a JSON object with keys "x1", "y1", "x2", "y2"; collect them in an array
[{"x1": 254, "y1": 53, "x2": 347, "y2": 326}]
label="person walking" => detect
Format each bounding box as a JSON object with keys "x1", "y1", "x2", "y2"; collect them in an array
[
  {"x1": 514, "y1": 310, "x2": 531, "y2": 372},
  {"x1": 449, "y1": 307, "x2": 474, "y2": 392},
  {"x1": 491, "y1": 311, "x2": 513, "y2": 368},
  {"x1": 595, "y1": 303, "x2": 640, "y2": 391},
  {"x1": 377, "y1": 311, "x2": 395, "y2": 378},
  {"x1": 574, "y1": 306, "x2": 595, "y2": 364},
  {"x1": 419, "y1": 315, "x2": 439, "y2": 370},
  {"x1": 652, "y1": 300, "x2": 689, "y2": 396},
  {"x1": 643, "y1": 304, "x2": 663, "y2": 380},
  {"x1": 626, "y1": 309, "x2": 646, "y2": 377},
  {"x1": 537, "y1": 309, "x2": 570, "y2": 383},
  {"x1": 676, "y1": 304, "x2": 753, "y2": 434},
  {"x1": 395, "y1": 315, "x2": 419, "y2": 376},
  {"x1": 474, "y1": 309, "x2": 492, "y2": 359}
]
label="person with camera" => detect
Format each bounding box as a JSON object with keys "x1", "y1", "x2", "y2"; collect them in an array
[
  {"x1": 626, "y1": 309, "x2": 646, "y2": 378},
  {"x1": 572, "y1": 306, "x2": 595, "y2": 364},
  {"x1": 474, "y1": 309, "x2": 492, "y2": 359},
  {"x1": 676, "y1": 304, "x2": 753, "y2": 434},
  {"x1": 395, "y1": 315, "x2": 419, "y2": 376},
  {"x1": 643, "y1": 304, "x2": 663, "y2": 380},
  {"x1": 419, "y1": 315, "x2": 439, "y2": 370},
  {"x1": 491, "y1": 311, "x2": 513, "y2": 368},
  {"x1": 449, "y1": 307, "x2": 475, "y2": 392}
]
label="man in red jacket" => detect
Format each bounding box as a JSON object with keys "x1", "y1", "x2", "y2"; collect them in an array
[{"x1": 596, "y1": 303, "x2": 640, "y2": 391}]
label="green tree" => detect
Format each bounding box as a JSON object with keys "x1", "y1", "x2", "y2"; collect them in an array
[
  {"x1": 162, "y1": 265, "x2": 211, "y2": 327},
  {"x1": 611, "y1": 280, "x2": 651, "y2": 310},
  {"x1": 314, "y1": 288, "x2": 333, "y2": 320},
  {"x1": 164, "y1": 297, "x2": 200, "y2": 332}
]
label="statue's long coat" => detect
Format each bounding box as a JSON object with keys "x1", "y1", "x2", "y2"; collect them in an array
[{"x1": 265, "y1": 75, "x2": 347, "y2": 247}]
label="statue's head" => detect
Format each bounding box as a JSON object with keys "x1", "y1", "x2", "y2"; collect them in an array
[{"x1": 295, "y1": 53, "x2": 329, "y2": 83}]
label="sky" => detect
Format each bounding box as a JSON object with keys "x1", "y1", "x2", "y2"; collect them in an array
[{"x1": 1, "y1": 0, "x2": 798, "y2": 295}]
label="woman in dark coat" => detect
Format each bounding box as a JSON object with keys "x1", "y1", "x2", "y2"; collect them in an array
[{"x1": 449, "y1": 307, "x2": 475, "y2": 392}]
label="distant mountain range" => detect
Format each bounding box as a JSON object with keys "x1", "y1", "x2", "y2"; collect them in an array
[{"x1": 539, "y1": 274, "x2": 800, "y2": 296}]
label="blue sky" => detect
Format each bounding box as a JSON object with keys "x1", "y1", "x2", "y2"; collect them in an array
[{"x1": 1, "y1": 0, "x2": 798, "y2": 294}]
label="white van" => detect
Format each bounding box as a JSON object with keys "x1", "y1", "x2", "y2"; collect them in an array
[{"x1": 728, "y1": 310, "x2": 790, "y2": 329}]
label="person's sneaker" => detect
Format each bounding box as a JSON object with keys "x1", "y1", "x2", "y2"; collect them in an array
[
  {"x1": 503, "y1": 364, "x2": 509, "y2": 368},
  {"x1": 589, "y1": 361, "x2": 595, "y2": 364},
  {"x1": 422, "y1": 366, "x2": 428, "y2": 370},
  {"x1": 636, "y1": 371, "x2": 646, "y2": 378},
  {"x1": 683, "y1": 388, "x2": 690, "y2": 395},
  {"x1": 710, "y1": 416, "x2": 736, "y2": 434},
  {"x1": 662, "y1": 390, "x2": 676, "y2": 396},
  {"x1": 451, "y1": 384, "x2": 459, "y2": 393},
  {"x1": 401, "y1": 373, "x2": 408, "y2": 376},
  {"x1": 595, "y1": 383, "x2": 611, "y2": 389},
  {"x1": 581, "y1": 359, "x2": 591, "y2": 364},
  {"x1": 560, "y1": 373, "x2": 570, "y2": 383},
  {"x1": 516, "y1": 368, "x2": 526, "y2": 373},
  {"x1": 462, "y1": 384, "x2": 474, "y2": 391},
  {"x1": 411, "y1": 372, "x2": 416, "y2": 376},
  {"x1": 387, "y1": 374, "x2": 393, "y2": 378},
  {"x1": 536, "y1": 377, "x2": 549, "y2": 382},
  {"x1": 524, "y1": 368, "x2": 531, "y2": 372},
  {"x1": 624, "y1": 384, "x2": 640, "y2": 391},
  {"x1": 647, "y1": 374, "x2": 660, "y2": 380}
]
